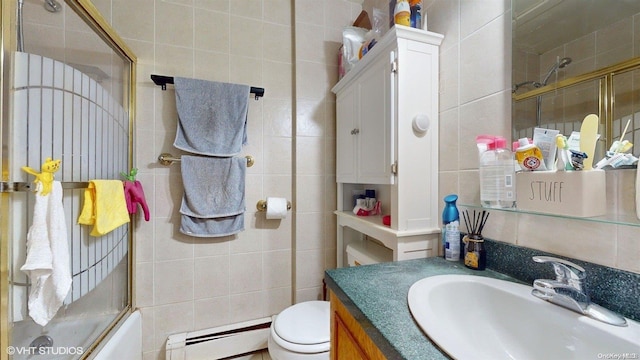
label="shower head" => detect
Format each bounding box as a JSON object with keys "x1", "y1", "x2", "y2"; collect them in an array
[
  {"x1": 541, "y1": 57, "x2": 572, "y2": 86},
  {"x1": 558, "y1": 57, "x2": 572, "y2": 68},
  {"x1": 513, "y1": 57, "x2": 573, "y2": 93},
  {"x1": 44, "y1": 0, "x2": 62, "y2": 13}
]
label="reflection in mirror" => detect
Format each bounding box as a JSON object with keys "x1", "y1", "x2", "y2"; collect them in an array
[
  {"x1": 612, "y1": 69, "x2": 640, "y2": 157},
  {"x1": 512, "y1": 0, "x2": 640, "y2": 158},
  {"x1": 513, "y1": 77, "x2": 604, "y2": 160}
]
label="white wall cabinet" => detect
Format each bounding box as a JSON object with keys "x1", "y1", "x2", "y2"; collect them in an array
[
  {"x1": 332, "y1": 26, "x2": 443, "y2": 265},
  {"x1": 336, "y1": 50, "x2": 393, "y2": 184}
]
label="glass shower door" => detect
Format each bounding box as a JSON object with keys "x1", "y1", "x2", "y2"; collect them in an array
[{"x1": 2, "y1": 0, "x2": 136, "y2": 358}]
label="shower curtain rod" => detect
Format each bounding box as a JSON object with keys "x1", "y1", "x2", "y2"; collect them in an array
[{"x1": 150, "y1": 74, "x2": 265, "y2": 100}]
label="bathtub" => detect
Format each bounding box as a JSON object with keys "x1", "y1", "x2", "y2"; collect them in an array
[
  {"x1": 13, "y1": 310, "x2": 142, "y2": 360},
  {"x1": 12, "y1": 313, "x2": 116, "y2": 360},
  {"x1": 93, "y1": 310, "x2": 141, "y2": 360}
]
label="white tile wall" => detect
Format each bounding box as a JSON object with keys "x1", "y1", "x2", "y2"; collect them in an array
[
  {"x1": 459, "y1": 14, "x2": 510, "y2": 104},
  {"x1": 102, "y1": 1, "x2": 299, "y2": 358}
]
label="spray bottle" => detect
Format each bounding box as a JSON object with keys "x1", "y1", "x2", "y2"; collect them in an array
[{"x1": 442, "y1": 194, "x2": 460, "y2": 261}]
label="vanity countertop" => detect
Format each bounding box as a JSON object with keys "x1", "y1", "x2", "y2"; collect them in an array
[{"x1": 324, "y1": 257, "x2": 521, "y2": 359}]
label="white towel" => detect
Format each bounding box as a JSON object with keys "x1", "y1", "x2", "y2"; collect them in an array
[{"x1": 20, "y1": 181, "x2": 71, "y2": 326}]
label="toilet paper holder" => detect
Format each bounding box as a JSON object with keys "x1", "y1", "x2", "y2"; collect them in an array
[{"x1": 256, "y1": 199, "x2": 292, "y2": 212}]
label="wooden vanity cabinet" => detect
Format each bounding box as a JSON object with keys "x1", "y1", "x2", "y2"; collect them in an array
[{"x1": 330, "y1": 292, "x2": 386, "y2": 360}]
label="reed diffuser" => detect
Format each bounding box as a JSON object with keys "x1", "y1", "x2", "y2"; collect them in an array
[{"x1": 462, "y1": 210, "x2": 490, "y2": 270}]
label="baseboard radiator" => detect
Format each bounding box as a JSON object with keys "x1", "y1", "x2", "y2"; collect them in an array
[{"x1": 166, "y1": 317, "x2": 272, "y2": 360}]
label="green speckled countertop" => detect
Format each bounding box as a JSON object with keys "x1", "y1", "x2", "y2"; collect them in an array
[
  {"x1": 325, "y1": 239, "x2": 640, "y2": 359},
  {"x1": 324, "y1": 257, "x2": 523, "y2": 360}
]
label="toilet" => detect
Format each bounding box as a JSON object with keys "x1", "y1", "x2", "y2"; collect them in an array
[
  {"x1": 267, "y1": 300, "x2": 330, "y2": 360},
  {"x1": 268, "y1": 241, "x2": 387, "y2": 359}
]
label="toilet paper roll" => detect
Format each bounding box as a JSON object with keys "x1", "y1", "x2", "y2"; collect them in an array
[{"x1": 266, "y1": 197, "x2": 288, "y2": 220}]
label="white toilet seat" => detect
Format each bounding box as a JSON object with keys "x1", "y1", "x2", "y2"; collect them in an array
[
  {"x1": 271, "y1": 325, "x2": 330, "y2": 354},
  {"x1": 270, "y1": 301, "x2": 330, "y2": 354}
]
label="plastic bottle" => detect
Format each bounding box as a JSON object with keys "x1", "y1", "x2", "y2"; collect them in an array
[
  {"x1": 394, "y1": 0, "x2": 410, "y2": 26},
  {"x1": 442, "y1": 194, "x2": 460, "y2": 261},
  {"x1": 515, "y1": 137, "x2": 545, "y2": 171},
  {"x1": 479, "y1": 137, "x2": 516, "y2": 208},
  {"x1": 409, "y1": 0, "x2": 422, "y2": 28}
]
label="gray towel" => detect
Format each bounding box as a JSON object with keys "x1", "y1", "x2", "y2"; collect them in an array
[
  {"x1": 180, "y1": 214, "x2": 244, "y2": 238},
  {"x1": 173, "y1": 77, "x2": 250, "y2": 156},
  {"x1": 180, "y1": 155, "x2": 246, "y2": 218}
]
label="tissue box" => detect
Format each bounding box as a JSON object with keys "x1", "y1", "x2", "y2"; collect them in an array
[{"x1": 515, "y1": 170, "x2": 606, "y2": 217}]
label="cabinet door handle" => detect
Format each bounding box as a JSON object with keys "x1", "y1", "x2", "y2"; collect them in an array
[{"x1": 351, "y1": 128, "x2": 360, "y2": 135}]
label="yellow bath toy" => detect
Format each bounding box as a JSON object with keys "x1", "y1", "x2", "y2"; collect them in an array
[{"x1": 22, "y1": 157, "x2": 61, "y2": 196}]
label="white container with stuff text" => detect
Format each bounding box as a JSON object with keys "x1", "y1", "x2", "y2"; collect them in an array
[{"x1": 515, "y1": 170, "x2": 606, "y2": 217}]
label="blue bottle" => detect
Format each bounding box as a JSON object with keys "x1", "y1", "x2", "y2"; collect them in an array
[{"x1": 442, "y1": 194, "x2": 460, "y2": 261}]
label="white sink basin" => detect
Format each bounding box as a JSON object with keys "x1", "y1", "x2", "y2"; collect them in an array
[{"x1": 408, "y1": 275, "x2": 640, "y2": 360}]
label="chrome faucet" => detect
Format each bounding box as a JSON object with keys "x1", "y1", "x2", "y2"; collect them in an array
[{"x1": 531, "y1": 256, "x2": 627, "y2": 327}]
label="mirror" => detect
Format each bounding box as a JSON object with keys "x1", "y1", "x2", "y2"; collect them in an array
[{"x1": 512, "y1": 0, "x2": 640, "y2": 159}]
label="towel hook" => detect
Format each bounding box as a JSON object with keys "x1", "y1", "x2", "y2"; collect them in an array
[{"x1": 158, "y1": 153, "x2": 254, "y2": 167}]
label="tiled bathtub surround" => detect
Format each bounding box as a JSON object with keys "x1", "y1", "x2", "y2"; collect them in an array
[{"x1": 484, "y1": 238, "x2": 640, "y2": 322}]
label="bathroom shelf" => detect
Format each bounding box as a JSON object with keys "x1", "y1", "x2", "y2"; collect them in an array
[
  {"x1": 335, "y1": 211, "x2": 441, "y2": 238},
  {"x1": 461, "y1": 167, "x2": 640, "y2": 227},
  {"x1": 335, "y1": 211, "x2": 440, "y2": 262},
  {"x1": 459, "y1": 203, "x2": 640, "y2": 227}
]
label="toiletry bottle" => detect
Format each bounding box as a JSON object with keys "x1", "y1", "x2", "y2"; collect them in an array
[
  {"x1": 394, "y1": 0, "x2": 410, "y2": 26},
  {"x1": 479, "y1": 137, "x2": 516, "y2": 208},
  {"x1": 409, "y1": 0, "x2": 422, "y2": 28},
  {"x1": 556, "y1": 134, "x2": 573, "y2": 171},
  {"x1": 442, "y1": 194, "x2": 460, "y2": 261},
  {"x1": 515, "y1": 137, "x2": 545, "y2": 171}
]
